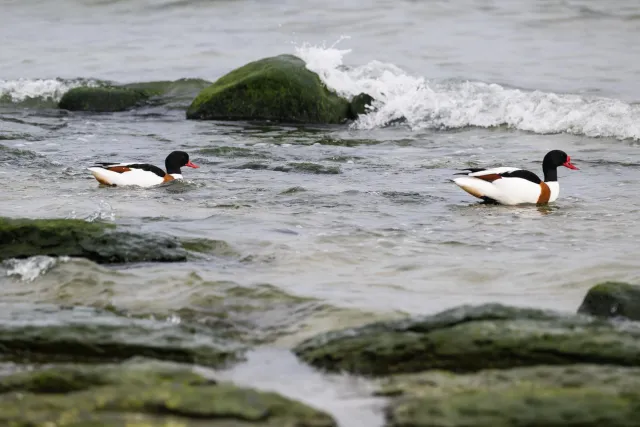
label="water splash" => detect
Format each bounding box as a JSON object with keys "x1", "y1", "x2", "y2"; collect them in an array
[
  {"x1": 3, "y1": 256, "x2": 68, "y2": 282},
  {"x1": 85, "y1": 200, "x2": 116, "y2": 222},
  {"x1": 294, "y1": 40, "x2": 640, "y2": 140}
]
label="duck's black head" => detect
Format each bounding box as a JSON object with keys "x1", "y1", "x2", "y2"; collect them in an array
[
  {"x1": 165, "y1": 151, "x2": 199, "y2": 175},
  {"x1": 542, "y1": 150, "x2": 578, "y2": 182}
]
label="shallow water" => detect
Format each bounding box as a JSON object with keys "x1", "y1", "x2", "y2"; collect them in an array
[{"x1": 2, "y1": 0, "x2": 640, "y2": 424}]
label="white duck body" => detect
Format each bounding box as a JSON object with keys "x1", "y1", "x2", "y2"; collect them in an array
[
  {"x1": 453, "y1": 167, "x2": 559, "y2": 205},
  {"x1": 88, "y1": 164, "x2": 181, "y2": 188},
  {"x1": 88, "y1": 151, "x2": 198, "y2": 188}
]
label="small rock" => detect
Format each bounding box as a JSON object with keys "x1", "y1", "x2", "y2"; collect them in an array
[{"x1": 578, "y1": 281, "x2": 640, "y2": 321}]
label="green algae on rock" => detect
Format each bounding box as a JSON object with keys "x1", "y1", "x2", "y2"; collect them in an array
[
  {"x1": 58, "y1": 79, "x2": 212, "y2": 112},
  {"x1": 0, "y1": 217, "x2": 237, "y2": 264},
  {"x1": 578, "y1": 281, "x2": 640, "y2": 321},
  {"x1": 381, "y1": 364, "x2": 640, "y2": 427},
  {"x1": 0, "y1": 361, "x2": 337, "y2": 426},
  {"x1": 0, "y1": 304, "x2": 241, "y2": 367},
  {"x1": 59, "y1": 86, "x2": 150, "y2": 112},
  {"x1": 293, "y1": 303, "x2": 640, "y2": 376},
  {"x1": 186, "y1": 54, "x2": 352, "y2": 124}
]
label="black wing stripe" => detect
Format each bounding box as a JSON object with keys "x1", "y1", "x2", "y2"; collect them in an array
[{"x1": 500, "y1": 169, "x2": 541, "y2": 184}]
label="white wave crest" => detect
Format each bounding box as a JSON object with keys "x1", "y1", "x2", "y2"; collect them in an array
[
  {"x1": 294, "y1": 41, "x2": 640, "y2": 140},
  {"x1": 0, "y1": 78, "x2": 98, "y2": 103}
]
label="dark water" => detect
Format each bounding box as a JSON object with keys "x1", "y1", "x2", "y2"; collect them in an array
[{"x1": 2, "y1": 0, "x2": 640, "y2": 424}]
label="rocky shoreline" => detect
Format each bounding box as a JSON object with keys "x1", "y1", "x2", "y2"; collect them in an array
[{"x1": 1, "y1": 216, "x2": 639, "y2": 425}]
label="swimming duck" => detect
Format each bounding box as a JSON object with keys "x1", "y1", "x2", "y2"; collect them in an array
[
  {"x1": 88, "y1": 150, "x2": 199, "y2": 187},
  {"x1": 453, "y1": 150, "x2": 578, "y2": 205}
]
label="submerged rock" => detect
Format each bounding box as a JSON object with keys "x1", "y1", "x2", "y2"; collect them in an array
[
  {"x1": 0, "y1": 217, "x2": 207, "y2": 263},
  {"x1": 59, "y1": 86, "x2": 150, "y2": 112},
  {"x1": 381, "y1": 364, "x2": 640, "y2": 427},
  {"x1": 0, "y1": 303, "x2": 241, "y2": 367},
  {"x1": 0, "y1": 361, "x2": 336, "y2": 426},
  {"x1": 186, "y1": 54, "x2": 352, "y2": 123},
  {"x1": 578, "y1": 281, "x2": 640, "y2": 321},
  {"x1": 293, "y1": 303, "x2": 640, "y2": 376}
]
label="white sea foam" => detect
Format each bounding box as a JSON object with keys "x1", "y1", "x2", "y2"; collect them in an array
[
  {"x1": 294, "y1": 41, "x2": 640, "y2": 140},
  {"x1": 3, "y1": 255, "x2": 68, "y2": 282},
  {"x1": 0, "y1": 78, "x2": 98, "y2": 103}
]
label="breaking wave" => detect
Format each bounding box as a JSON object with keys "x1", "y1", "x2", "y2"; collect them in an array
[
  {"x1": 294, "y1": 40, "x2": 640, "y2": 140},
  {"x1": 0, "y1": 78, "x2": 99, "y2": 105}
]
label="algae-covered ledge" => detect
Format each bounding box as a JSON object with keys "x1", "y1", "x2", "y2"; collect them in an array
[{"x1": 0, "y1": 361, "x2": 338, "y2": 426}]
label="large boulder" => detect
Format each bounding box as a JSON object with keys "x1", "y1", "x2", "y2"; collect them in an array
[
  {"x1": 578, "y1": 281, "x2": 640, "y2": 321},
  {"x1": 293, "y1": 303, "x2": 640, "y2": 376},
  {"x1": 380, "y1": 364, "x2": 640, "y2": 427},
  {"x1": 0, "y1": 361, "x2": 336, "y2": 426},
  {"x1": 186, "y1": 54, "x2": 353, "y2": 124},
  {"x1": 0, "y1": 217, "x2": 191, "y2": 263}
]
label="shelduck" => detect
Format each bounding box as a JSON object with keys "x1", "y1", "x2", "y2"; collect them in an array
[
  {"x1": 88, "y1": 151, "x2": 199, "y2": 187},
  {"x1": 453, "y1": 150, "x2": 578, "y2": 205}
]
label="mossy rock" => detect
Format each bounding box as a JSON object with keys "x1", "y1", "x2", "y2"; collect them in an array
[
  {"x1": 186, "y1": 54, "x2": 352, "y2": 124},
  {"x1": 0, "y1": 217, "x2": 191, "y2": 263},
  {"x1": 381, "y1": 364, "x2": 640, "y2": 427},
  {"x1": 293, "y1": 303, "x2": 640, "y2": 376},
  {"x1": 0, "y1": 361, "x2": 336, "y2": 426},
  {"x1": 0, "y1": 304, "x2": 241, "y2": 367},
  {"x1": 578, "y1": 281, "x2": 640, "y2": 321},
  {"x1": 59, "y1": 86, "x2": 150, "y2": 112}
]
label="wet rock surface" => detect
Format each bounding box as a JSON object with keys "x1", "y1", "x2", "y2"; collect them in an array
[{"x1": 294, "y1": 303, "x2": 640, "y2": 376}]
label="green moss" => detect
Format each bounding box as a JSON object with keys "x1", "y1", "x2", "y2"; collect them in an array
[
  {"x1": 293, "y1": 303, "x2": 640, "y2": 376},
  {"x1": 186, "y1": 54, "x2": 351, "y2": 124},
  {"x1": 578, "y1": 281, "x2": 640, "y2": 321},
  {"x1": 0, "y1": 217, "x2": 188, "y2": 264},
  {"x1": 59, "y1": 87, "x2": 150, "y2": 112},
  {"x1": 382, "y1": 365, "x2": 640, "y2": 427},
  {"x1": 0, "y1": 362, "x2": 336, "y2": 426}
]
